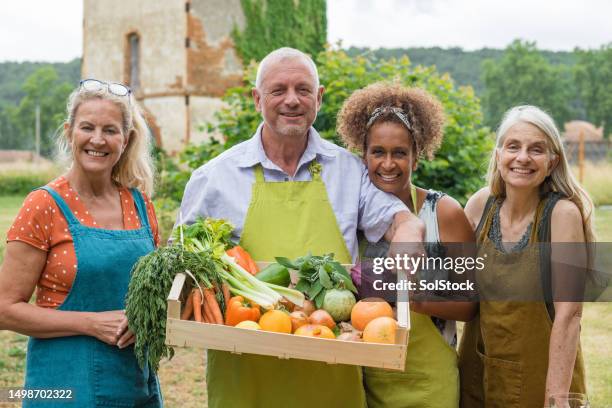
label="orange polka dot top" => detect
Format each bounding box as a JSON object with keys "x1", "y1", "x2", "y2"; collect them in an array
[{"x1": 6, "y1": 176, "x2": 160, "y2": 309}]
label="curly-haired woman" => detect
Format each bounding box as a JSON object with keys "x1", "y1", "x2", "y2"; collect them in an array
[{"x1": 337, "y1": 82, "x2": 477, "y2": 408}]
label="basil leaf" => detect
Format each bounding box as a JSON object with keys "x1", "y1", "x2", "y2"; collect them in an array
[
  {"x1": 331, "y1": 261, "x2": 351, "y2": 278},
  {"x1": 275, "y1": 257, "x2": 297, "y2": 269},
  {"x1": 337, "y1": 272, "x2": 358, "y2": 293},
  {"x1": 308, "y1": 280, "x2": 324, "y2": 300},
  {"x1": 319, "y1": 265, "x2": 333, "y2": 289},
  {"x1": 295, "y1": 279, "x2": 311, "y2": 293},
  {"x1": 314, "y1": 289, "x2": 326, "y2": 309}
]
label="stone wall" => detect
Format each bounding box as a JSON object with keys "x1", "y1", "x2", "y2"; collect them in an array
[{"x1": 82, "y1": 0, "x2": 246, "y2": 151}]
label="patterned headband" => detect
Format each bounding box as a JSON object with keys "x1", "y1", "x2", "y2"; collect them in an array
[{"x1": 366, "y1": 106, "x2": 412, "y2": 131}]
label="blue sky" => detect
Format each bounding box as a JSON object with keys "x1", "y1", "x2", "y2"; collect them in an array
[{"x1": 0, "y1": 0, "x2": 610, "y2": 62}]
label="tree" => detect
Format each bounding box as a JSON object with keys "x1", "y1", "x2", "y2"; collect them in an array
[
  {"x1": 176, "y1": 49, "x2": 493, "y2": 205},
  {"x1": 481, "y1": 40, "x2": 573, "y2": 129},
  {"x1": 9, "y1": 67, "x2": 72, "y2": 156},
  {"x1": 575, "y1": 44, "x2": 612, "y2": 138},
  {"x1": 232, "y1": 0, "x2": 327, "y2": 63}
]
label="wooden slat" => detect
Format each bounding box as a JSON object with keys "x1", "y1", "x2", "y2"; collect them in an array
[
  {"x1": 167, "y1": 273, "x2": 186, "y2": 320},
  {"x1": 166, "y1": 318, "x2": 408, "y2": 371},
  {"x1": 166, "y1": 262, "x2": 410, "y2": 370}
]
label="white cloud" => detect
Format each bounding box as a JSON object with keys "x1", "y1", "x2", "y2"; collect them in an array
[
  {"x1": 328, "y1": 0, "x2": 612, "y2": 50},
  {"x1": 0, "y1": 0, "x2": 610, "y2": 62},
  {"x1": 0, "y1": 0, "x2": 82, "y2": 62}
]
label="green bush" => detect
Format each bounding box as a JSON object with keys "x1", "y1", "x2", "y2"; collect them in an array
[
  {"x1": 174, "y1": 48, "x2": 494, "y2": 205},
  {"x1": 0, "y1": 171, "x2": 57, "y2": 195},
  {"x1": 153, "y1": 197, "x2": 179, "y2": 244}
]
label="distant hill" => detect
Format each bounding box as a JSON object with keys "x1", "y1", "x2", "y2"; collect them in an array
[
  {"x1": 345, "y1": 47, "x2": 577, "y2": 94},
  {"x1": 0, "y1": 48, "x2": 577, "y2": 108},
  {"x1": 0, "y1": 47, "x2": 579, "y2": 109},
  {"x1": 0, "y1": 59, "x2": 81, "y2": 109}
]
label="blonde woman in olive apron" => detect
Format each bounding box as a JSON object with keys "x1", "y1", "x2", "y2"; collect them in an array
[
  {"x1": 337, "y1": 83, "x2": 478, "y2": 408},
  {"x1": 462, "y1": 105, "x2": 594, "y2": 407}
]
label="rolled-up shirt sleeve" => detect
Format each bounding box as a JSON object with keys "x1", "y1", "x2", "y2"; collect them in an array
[{"x1": 357, "y1": 165, "x2": 408, "y2": 243}]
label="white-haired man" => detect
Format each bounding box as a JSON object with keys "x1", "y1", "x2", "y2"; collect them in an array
[{"x1": 178, "y1": 47, "x2": 423, "y2": 407}]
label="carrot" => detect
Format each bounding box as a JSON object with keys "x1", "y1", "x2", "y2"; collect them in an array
[
  {"x1": 204, "y1": 288, "x2": 224, "y2": 324},
  {"x1": 222, "y1": 283, "x2": 231, "y2": 306},
  {"x1": 226, "y1": 246, "x2": 259, "y2": 275},
  {"x1": 201, "y1": 303, "x2": 209, "y2": 323},
  {"x1": 203, "y1": 303, "x2": 213, "y2": 324},
  {"x1": 193, "y1": 289, "x2": 203, "y2": 323},
  {"x1": 181, "y1": 290, "x2": 195, "y2": 320}
]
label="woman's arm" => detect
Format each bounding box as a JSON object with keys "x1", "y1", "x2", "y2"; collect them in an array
[
  {"x1": 409, "y1": 195, "x2": 478, "y2": 322},
  {"x1": 545, "y1": 200, "x2": 586, "y2": 403},
  {"x1": 0, "y1": 241, "x2": 126, "y2": 345}
]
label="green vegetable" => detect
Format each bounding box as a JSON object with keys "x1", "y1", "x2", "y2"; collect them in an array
[
  {"x1": 220, "y1": 254, "x2": 305, "y2": 308},
  {"x1": 322, "y1": 288, "x2": 356, "y2": 322},
  {"x1": 125, "y1": 246, "x2": 219, "y2": 372},
  {"x1": 264, "y1": 281, "x2": 305, "y2": 307},
  {"x1": 281, "y1": 253, "x2": 358, "y2": 309},
  {"x1": 255, "y1": 263, "x2": 291, "y2": 287}
]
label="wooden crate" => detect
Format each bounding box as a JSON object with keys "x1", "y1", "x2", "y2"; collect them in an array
[{"x1": 165, "y1": 264, "x2": 410, "y2": 371}]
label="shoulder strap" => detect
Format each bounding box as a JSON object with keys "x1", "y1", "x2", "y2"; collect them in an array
[
  {"x1": 129, "y1": 188, "x2": 151, "y2": 231},
  {"x1": 38, "y1": 186, "x2": 80, "y2": 227},
  {"x1": 253, "y1": 164, "x2": 265, "y2": 183},
  {"x1": 475, "y1": 196, "x2": 497, "y2": 242},
  {"x1": 539, "y1": 192, "x2": 565, "y2": 322},
  {"x1": 421, "y1": 190, "x2": 445, "y2": 244}
]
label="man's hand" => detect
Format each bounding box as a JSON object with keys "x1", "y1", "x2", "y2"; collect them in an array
[{"x1": 385, "y1": 211, "x2": 425, "y2": 243}]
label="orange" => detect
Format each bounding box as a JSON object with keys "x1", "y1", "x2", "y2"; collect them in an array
[
  {"x1": 258, "y1": 310, "x2": 292, "y2": 334},
  {"x1": 363, "y1": 316, "x2": 397, "y2": 344},
  {"x1": 294, "y1": 324, "x2": 336, "y2": 339},
  {"x1": 350, "y1": 297, "x2": 394, "y2": 331}
]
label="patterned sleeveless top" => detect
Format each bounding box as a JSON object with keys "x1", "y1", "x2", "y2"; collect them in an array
[{"x1": 361, "y1": 190, "x2": 457, "y2": 347}]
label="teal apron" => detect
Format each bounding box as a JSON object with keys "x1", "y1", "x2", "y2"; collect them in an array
[
  {"x1": 206, "y1": 162, "x2": 366, "y2": 408},
  {"x1": 23, "y1": 186, "x2": 162, "y2": 407}
]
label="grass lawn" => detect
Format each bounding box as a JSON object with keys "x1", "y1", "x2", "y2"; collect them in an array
[{"x1": 0, "y1": 196, "x2": 611, "y2": 407}]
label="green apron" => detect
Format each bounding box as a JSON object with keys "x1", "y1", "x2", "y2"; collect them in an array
[
  {"x1": 475, "y1": 197, "x2": 586, "y2": 407},
  {"x1": 363, "y1": 185, "x2": 459, "y2": 408},
  {"x1": 206, "y1": 162, "x2": 366, "y2": 408}
]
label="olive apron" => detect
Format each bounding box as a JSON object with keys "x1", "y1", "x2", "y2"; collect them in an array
[
  {"x1": 206, "y1": 163, "x2": 366, "y2": 408},
  {"x1": 24, "y1": 186, "x2": 162, "y2": 407},
  {"x1": 458, "y1": 316, "x2": 484, "y2": 408},
  {"x1": 363, "y1": 185, "x2": 459, "y2": 408},
  {"x1": 364, "y1": 312, "x2": 458, "y2": 407},
  {"x1": 475, "y1": 198, "x2": 586, "y2": 408}
]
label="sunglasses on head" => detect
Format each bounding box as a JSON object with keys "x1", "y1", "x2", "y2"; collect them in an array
[{"x1": 79, "y1": 78, "x2": 131, "y2": 97}]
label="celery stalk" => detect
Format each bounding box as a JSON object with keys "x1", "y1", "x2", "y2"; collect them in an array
[
  {"x1": 221, "y1": 254, "x2": 282, "y2": 303},
  {"x1": 264, "y1": 282, "x2": 305, "y2": 307},
  {"x1": 221, "y1": 272, "x2": 276, "y2": 309}
]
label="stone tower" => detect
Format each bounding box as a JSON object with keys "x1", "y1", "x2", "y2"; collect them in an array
[{"x1": 82, "y1": 0, "x2": 245, "y2": 152}]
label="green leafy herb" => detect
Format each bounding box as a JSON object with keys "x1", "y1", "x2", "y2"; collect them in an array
[{"x1": 284, "y1": 253, "x2": 357, "y2": 308}]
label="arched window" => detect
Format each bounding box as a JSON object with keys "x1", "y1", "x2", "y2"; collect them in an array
[{"x1": 127, "y1": 32, "x2": 140, "y2": 90}]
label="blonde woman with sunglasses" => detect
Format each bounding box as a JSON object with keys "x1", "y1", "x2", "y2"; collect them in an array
[{"x1": 0, "y1": 79, "x2": 162, "y2": 407}]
